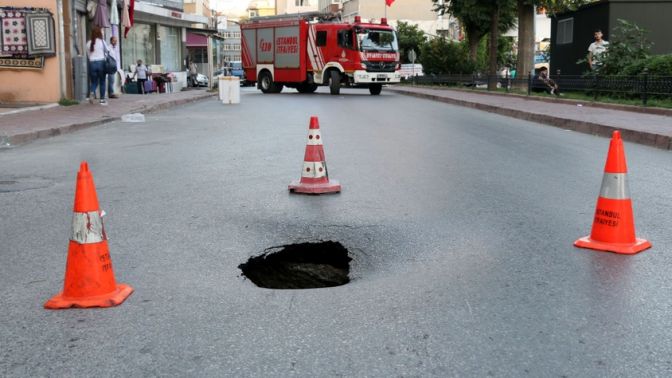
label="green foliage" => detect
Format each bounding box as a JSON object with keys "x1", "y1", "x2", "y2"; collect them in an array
[
  {"x1": 498, "y1": 36, "x2": 517, "y2": 67},
  {"x1": 622, "y1": 55, "x2": 672, "y2": 76},
  {"x1": 395, "y1": 21, "x2": 426, "y2": 64},
  {"x1": 534, "y1": 0, "x2": 594, "y2": 14},
  {"x1": 597, "y1": 19, "x2": 652, "y2": 75},
  {"x1": 58, "y1": 98, "x2": 79, "y2": 106},
  {"x1": 420, "y1": 38, "x2": 476, "y2": 74},
  {"x1": 432, "y1": 0, "x2": 517, "y2": 60},
  {"x1": 416, "y1": 35, "x2": 517, "y2": 75}
]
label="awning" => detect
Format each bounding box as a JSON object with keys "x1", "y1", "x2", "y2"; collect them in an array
[{"x1": 186, "y1": 32, "x2": 208, "y2": 47}]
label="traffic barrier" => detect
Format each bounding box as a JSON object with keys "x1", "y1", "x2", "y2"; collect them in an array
[
  {"x1": 289, "y1": 116, "x2": 341, "y2": 194},
  {"x1": 219, "y1": 76, "x2": 240, "y2": 104},
  {"x1": 574, "y1": 131, "x2": 651, "y2": 254},
  {"x1": 44, "y1": 162, "x2": 133, "y2": 309}
]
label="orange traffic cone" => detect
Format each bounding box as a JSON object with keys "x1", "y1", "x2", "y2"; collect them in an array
[
  {"x1": 289, "y1": 116, "x2": 341, "y2": 194},
  {"x1": 44, "y1": 162, "x2": 133, "y2": 309},
  {"x1": 574, "y1": 131, "x2": 651, "y2": 254}
]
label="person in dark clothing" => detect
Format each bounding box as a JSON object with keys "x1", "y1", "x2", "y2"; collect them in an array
[{"x1": 538, "y1": 67, "x2": 560, "y2": 96}]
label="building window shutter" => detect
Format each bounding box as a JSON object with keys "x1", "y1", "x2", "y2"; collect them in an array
[{"x1": 557, "y1": 18, "x2": 573, "y2": 45}]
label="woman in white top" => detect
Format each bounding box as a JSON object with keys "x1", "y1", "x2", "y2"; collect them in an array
[{"x1": 86, "y1": 27, "x2": 109, "y2": 105}]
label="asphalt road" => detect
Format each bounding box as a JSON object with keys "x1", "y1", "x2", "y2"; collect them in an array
[{"x1": 1, "y1": 86, "x2": 671, "y2": 377}]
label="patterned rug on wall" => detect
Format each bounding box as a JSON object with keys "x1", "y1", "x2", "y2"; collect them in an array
[
  {"x1": 26, "y1": 12, "x2": 55, "y2": 56},
  {"x1": 0, "y1": 56, "x2": 44, "y2": 69},
  {"x1": 0, "y1": 10, "x2": 28, "y2": 56}
]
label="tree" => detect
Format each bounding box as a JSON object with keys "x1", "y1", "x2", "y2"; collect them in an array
[
  {"x1": 395, "y1": 21, "x2": 427, "y2": 64},
  {"x1": 420, "y1": 38, "x2": 475, "y2": 74},
  {"x1": 432, "y1": 0, "x2": 516, "y2": 88},
  {"x1": 516, "y1": 1, "x2": 593, "y2": 83},
  {"x1": 432, "y1": 0, "x2": 494, "y2": 62},
  {"x1": 596, "y1": 19, "x2": 652, "y2": 75}
]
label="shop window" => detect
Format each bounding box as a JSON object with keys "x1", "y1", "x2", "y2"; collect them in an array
[
  {"x1": 122, "y1": 23, "x2": 155, "y2": 71},
  {"x1": 159, "y1": 26, "x2": 181, "y2": 71}
]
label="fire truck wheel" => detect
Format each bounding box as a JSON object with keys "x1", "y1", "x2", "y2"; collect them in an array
[
  {"x1": 329, "y1": 70, "x2": 341, "y2": 95},
  {"x1": 259, "y1": 71, "x2": 274, "y2": 94},
  {"x1": 369, "y1": 84, "x2": 383, "y2": 95}
]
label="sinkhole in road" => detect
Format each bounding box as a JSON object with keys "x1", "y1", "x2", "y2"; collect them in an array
[{"x1": 238, "y1": 241, "x2": 351, "y2": 289}]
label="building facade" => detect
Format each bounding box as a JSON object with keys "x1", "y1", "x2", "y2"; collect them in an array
[
  {"x1": 318, "y1": 0, "x2": 342, "y2": 14},
  {"x1": 220, "y1": 20, "x2": 241, "y2": 63},
  {"x1": 276, "y1": 0, "x2": 318, "y2": 15},
  {"x1": 247, "y1": 1, "x2": 276, "y2": 18},
  {"x1": 0, "y1": 0, "x2": 64, "y2": 104},
  {"x1": 341, "y1": 0, "x2": 459, "y2": 40},
  {"x1": 183, "y1": 0, "x2": 212, "y2": 19},
  {"x1": 550, "y1": 0, "x2": 672, "y2": 75}
]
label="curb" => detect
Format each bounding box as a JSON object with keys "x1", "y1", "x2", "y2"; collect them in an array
[
  {"x1": 390, "y1": 88, "x2": 672, "y2": 150},
  {"x1": 398, "y1": 85, "x2": 672, "y2": 117},
  {"x1": 1, "y1": 92, "x2": 216, "y2": 148}
]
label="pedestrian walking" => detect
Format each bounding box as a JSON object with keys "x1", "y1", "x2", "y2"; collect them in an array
[
  {"x1": 107, "y1": 36, "x2": 119, "y2": 99},
  {"x1": 86, "y1": 27, "x2": 109, "y2": 105},
  {"x1": 588, "y1": 29, "x2": 609, "y2": 72},
  {"x1": 133, "y1": 60, "x2": 150, "y2": 94},
  {"x1": 189, "y1": 61, "x2": 198, "y2": 87}
]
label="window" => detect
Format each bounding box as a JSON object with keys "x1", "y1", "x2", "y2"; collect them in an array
[
  {"x1": 159, "y1": 26, "x2": 181, "y2": 71},
  {"x1": 557, "y1": 18, "x2": 573, "y2": 45},
  {"x1": 295, "y1": 0, "x2": 314, "y2": 5},
  {"x1": 122, "y1": 23, "x2": 155, "y2": 70},
  {"x1": 249, "y1": 10, "x2": 258, "y2": 18},
  {"x1": 338, "y1": 29, "x2": 353, "y2": 49},
  {"x1": 316, "y1": 31, "x2": 327, "y2": 46}
]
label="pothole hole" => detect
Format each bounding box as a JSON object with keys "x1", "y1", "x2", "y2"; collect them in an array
[{"x1": 239, "y1": 241, "x2": 351, "y2": 289}]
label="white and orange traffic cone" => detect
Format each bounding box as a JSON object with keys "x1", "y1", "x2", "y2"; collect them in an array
[
  {"x1": 44, "y1": 162, "x2": 133, "y2": 309},
  {"x1": 289, "y1": 116, "x2": 341, "y2": 194},
  {"x1": 574, "y1": 131, "x2": 651, "y2": 254}
]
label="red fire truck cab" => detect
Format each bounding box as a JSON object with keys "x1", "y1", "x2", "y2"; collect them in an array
[{"x1": 241, "y1": 13, "x2": 401, "y2": 95}]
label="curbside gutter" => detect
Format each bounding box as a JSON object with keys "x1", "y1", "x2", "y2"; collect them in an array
[
  {"x1": 0, "y1": 92, "x2": 216, "y2": 148},
  {"x1": 390, "y1": 87, "x2": 672, "y2": 151}
]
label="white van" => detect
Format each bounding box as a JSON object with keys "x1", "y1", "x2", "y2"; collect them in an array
[{"x1": 399, "y1": 64, "x2": 424, "y2": 79}]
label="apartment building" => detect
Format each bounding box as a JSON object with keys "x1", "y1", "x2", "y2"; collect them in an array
[
  {"x1": 276, "y1": 0, "x2": 319, "y2": 14},
  {"x1": 341, "y1": 0, "x2": 459, "y2": 40},
  {"x1": 247, "y1": 1, "x2": 276, "y2": 18},
  {"x1": 318, "y1": 0, "x2": 343, "y2": 13}
]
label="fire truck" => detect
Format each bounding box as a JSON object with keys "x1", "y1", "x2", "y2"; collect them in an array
[{"x1": 241, "y1": 13, "x2": 401, "y2": 95}]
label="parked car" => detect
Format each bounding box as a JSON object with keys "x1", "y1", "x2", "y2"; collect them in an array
[
  {"x1": 213, "y1": 62, "x2": 247, "y2": 88},
  {"x1": 188, "y1": 72, "x2": 209, "y2": 87},
  {"x1": 229, "y1": 61, "x2": 245, "y2": 81}
]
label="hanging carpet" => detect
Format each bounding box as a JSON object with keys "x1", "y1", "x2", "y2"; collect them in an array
[
  {"x1": 0, "y1": 9, "x2": 28, "y2": 57},
  {"x1": 26, "y1": 12, "x2": 55, "y2": 56}
]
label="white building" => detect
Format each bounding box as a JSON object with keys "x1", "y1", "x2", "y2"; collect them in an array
[
  {"x1": 341, "y1": 0, "x2": 460, "y2": 40},
  {"x1": 318, "y1": 0, "x2": 342, "y2": 13},
  {"x1": 276, "y1": 0, "x2": 319, "y2": 14}
]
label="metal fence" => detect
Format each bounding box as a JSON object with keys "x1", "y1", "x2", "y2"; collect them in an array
[{"x1": 405, "y1": 73, "x2": 672, "y2": 106}]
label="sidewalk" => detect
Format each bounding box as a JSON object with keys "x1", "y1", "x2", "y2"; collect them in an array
[
  {"x1": 388, "y1": 86, "x2": 672, "y2": 150},
  {"x1": 0, "y1": 89, "x2": 216, "y2": 147}
]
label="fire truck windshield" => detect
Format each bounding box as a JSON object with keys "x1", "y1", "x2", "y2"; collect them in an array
[{"x1": 356, "y1": 29, "x2": 398, "y2": 52}]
